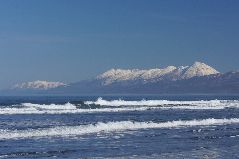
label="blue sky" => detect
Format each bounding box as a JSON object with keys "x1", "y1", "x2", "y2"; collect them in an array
[{"x1": 0, "y1": 0, "x2": 239, "y2": 89}]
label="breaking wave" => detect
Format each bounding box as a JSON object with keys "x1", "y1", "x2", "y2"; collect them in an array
[
  {"x1": 85, "y1": 98, "x2": 239, "y2": 108},
  {"x1": 0, "y1": 98, "x2": 239, "y2": 114},
  {"x1": 1, "y1": 118, "x2": 239, "y2": 139},
  {"x1": 22, "y1": 102, "x2": 77, "y2": 110},
  {"x1": 0, "y1": 106, "x2": 155, "y2": 115}
]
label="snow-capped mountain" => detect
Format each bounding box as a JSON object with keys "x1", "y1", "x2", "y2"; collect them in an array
[
  {"x1": 181, "y1": 62, "x2": 219, "y2": 79},
  {"x1": 13, "y1": 80, "x2": 67, "y2": 90},
  {"x1": 4, "y1": 61, "x2": 239, "y2": 95},
  {"x1": 97, "y1": 62, "x2": 219, "y2": 85}
]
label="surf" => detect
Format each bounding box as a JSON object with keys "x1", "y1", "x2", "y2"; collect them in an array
[{"x1": 1, "y1": 118, "x2": 239, "y2": 139}]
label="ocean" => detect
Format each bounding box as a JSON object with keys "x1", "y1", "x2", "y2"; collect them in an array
[{"x1": 1, "y1": 95, "x2": 239, "y2": 159}]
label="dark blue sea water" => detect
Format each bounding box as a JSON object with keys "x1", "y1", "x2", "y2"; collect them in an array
[{"x1": 1, "y1": 95, "x2": 239, "y2": 159}]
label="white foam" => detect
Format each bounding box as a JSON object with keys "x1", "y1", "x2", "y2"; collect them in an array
[
  {"x1": 1, "y1": 118, "x2": 239, "y2": 139},
  {"x1": 0, "y1": 99, "x2": 239, "y2": 114},
  {"x1": 85, "y1": 98, "x2": 239, "y2": 108},
  {"x1": 0, "y1": 106, "x2": 155, "y2": 115},
  {"x1": 22, "y1": 102, "x2": 76, "y2": 110}
]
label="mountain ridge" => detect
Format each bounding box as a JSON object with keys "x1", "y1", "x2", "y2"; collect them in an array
[
  {"x1": 97, "y1": 61, "x2": 219, "y2": 85},
  {"x1": 3, "y1": 61, "x2": 239, "y2": 95},
  {"x1": 12, "y1": 80, "x2": 67, "y2": 90}
]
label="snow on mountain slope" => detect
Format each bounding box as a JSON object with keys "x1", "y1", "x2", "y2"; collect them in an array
[
  {"x1": 13, "y1": 80, "x2": 67, "y2": 90},
  {"x1": 11, "y1": 62, "x2": 220, "y2": 90},
  {"x1": 97, "y1": 66, "x2": 177, "y2": 85},
  {"x1": 97, "y1": 62, "x2": 219, "y2": 85},
  {"x1": 182, "y1": 62, "x2": 219, "y2": 79}
]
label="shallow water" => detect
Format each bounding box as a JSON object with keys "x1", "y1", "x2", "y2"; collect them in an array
[{"x1": 0, "y1": 95, "x2": 239, "y2": 158}]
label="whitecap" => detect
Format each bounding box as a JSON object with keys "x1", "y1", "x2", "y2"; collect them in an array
[
  {"x1": 1, "y1": 118, "x2": 239, "y2": 139},
  {"x1": 85, "y1": 98, "x2": 239, "y2": 109},
  {"x1": 0, "y1": 98, "x2": 239, "y2": 115}
]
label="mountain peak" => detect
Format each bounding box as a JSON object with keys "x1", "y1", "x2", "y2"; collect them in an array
[
  {"x1": 13, "y1": 80, "x2": 67, "y2": 90},
  {"x1": 182, "y1": 61, "x2": 219, "y2": 79}
]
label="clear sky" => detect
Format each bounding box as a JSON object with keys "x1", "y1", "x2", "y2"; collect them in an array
[{"x1": 0, "y1": 0, "x2": 239, "y2": 89}]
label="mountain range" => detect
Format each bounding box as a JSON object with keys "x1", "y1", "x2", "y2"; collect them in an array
[{"x1": 3, "y1": 61, "x2": 239, "y2": 95}]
